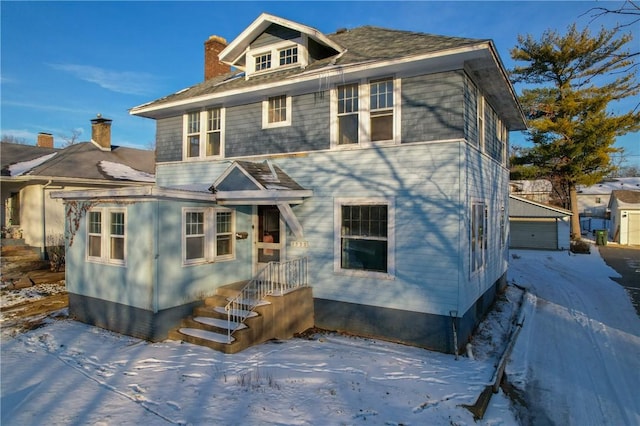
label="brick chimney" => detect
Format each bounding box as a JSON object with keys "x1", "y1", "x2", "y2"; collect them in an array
[
  {"x1": 91, "y1": 114, "x2": 112, "y2": 151},
  {"x1": 37, "y1": 132, "x2": 54, "y2": 148},
  {"x1": 204, "y1": 35, "x2": 230, "y2": 81}
]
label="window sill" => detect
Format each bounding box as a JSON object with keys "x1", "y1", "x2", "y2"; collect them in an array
[
  {"x1": 86, "y1": 257, "x2": 126, "y2": 268},
  {"x1": 334, "y1": 268, "x2": 395, "y2": 280}
]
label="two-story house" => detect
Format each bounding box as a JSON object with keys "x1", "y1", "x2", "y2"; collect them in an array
[{"x1": 54, "y1": 13, "x2": 526, "y2": 353}]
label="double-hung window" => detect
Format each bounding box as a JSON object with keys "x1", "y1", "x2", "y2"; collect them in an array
[
  {"x1": 185, "y1": 211, "x2": 205, "y2": 261},
  {"x1": 183, "y1": 207, "x2": 235, "y2": 265},
  {"x1": 471, "y1": 202, "x2": 487, "y2": 273},
  {"x1": 87, "y1": 208, "x2": 126, "y2": 265},
  {"x1": 335, "y1": 198, "x2": 395, "y2": 277},
  {"x1": 184, "y1": 108, "x2": 224, "y2": 159},
  {"x1": 207, "y1": 108, "x2": 222, "y2": 156},
  {"x1": 333, "y1": 77, "x2": 399, "y2": 147},
  {"x1": 88, "y1": 211, "x2": 102, "y2": 258},
  {"x1": 337, "y1": 83, "x2": 359, "y2": 145},
  {"x1": 370, "y1": 78, "x2": 394, "y2": 141},
  {"x1": 186, "y1": 112, "x2": 201, "y2": 158},
  {"x1": 262, "y1": 95, "x2": 291, "y2": 128}
]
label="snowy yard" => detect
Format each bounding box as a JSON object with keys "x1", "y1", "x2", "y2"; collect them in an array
[{"x1": 1, "y1": 246, "x2": 639, "y2": 425}]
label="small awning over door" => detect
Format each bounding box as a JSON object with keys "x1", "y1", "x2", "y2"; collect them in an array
[{"x1": 210, "y1": 160, "x2": 312, "y2": 239}]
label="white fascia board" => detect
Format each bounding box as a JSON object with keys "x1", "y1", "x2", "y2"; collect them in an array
[
  {"x1": 213, "y1": 161, "x2": 265, "y2": 191},
  {"x1": 130, "y1": 43, "x2": 492, "y2": 118},
  {"x1": 215, "y1": 189, "x2": 312, "y2": 205},
  {"x1": 50, "y1": 186, "x2": 215, "y2": 202}
]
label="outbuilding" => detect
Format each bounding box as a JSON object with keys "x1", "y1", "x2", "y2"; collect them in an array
[
  {"x1": 609, "y1": 190, "x2": 640, "y2": 245},
  {"x1": 509, "y1": 195, "x2": 572, "y2": 250}
]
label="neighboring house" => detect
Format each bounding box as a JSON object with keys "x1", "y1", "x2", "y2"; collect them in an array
[
  {"x1": 53, "y1": 13, "x2": 526, "y2": 353},
  {"x1": 608, "y1": 190, "x2": 640, "y2": 245},
  {"x1": 577, "y1": 177, "x2": 640, "y2": 233},
  {"x1": 1, "y1": 117, "x2": 155, "y2": 258},
  {"x1": 509, "y1": 195, "x2": 572, "y2": 251},
  {"x1": 509, "y1": 179, "x2": 552, "y2": 204}
]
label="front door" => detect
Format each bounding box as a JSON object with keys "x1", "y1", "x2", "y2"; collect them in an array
[{"x1": 255, "y1": 205, "x2": 284, "y2": 270}]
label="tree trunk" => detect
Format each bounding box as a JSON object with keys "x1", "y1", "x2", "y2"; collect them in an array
[{"x1": 569, "y1": 184, "x2": 581, "y2": 240}]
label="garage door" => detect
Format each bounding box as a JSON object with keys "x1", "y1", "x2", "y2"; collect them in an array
[
  {"x1": 510, "y1": 219, "x2": 557, "y2": 250},
  {"x1": 628, "y1": 212, "x2": 640, "y2": 245}
]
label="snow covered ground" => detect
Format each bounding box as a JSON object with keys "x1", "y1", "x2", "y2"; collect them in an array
[{"x1": 1, "y1": 246, "x2": 638, "y2": 425}]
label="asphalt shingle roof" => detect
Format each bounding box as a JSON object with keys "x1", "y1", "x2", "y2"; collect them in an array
[
  {"x1": 1, "y1": 141, "x2": 155, "y2": 182},
  {"x1": 138, "y1": 26, "x2": 487, "y2": 110}
]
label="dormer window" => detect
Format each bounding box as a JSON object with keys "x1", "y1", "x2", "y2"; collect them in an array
[
  {"x1": 279, "y1": 46, "x2": 298, "y2": 66},
  {"x1": 255, "y1": 52, "x2": 272, "y2": 72},
  {"x1": 249, "y1": 43, "x2": 303, "y2": 77}
]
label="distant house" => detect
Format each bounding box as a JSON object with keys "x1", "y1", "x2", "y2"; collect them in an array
[
  {"x1": 608, "y1": 190, "x2": 640, "y2": 245},
  {"x1": 1, "y1": 116, "x2": 155, "y2": 258},
  {"x1": 509, "y1": 195, "x2": 572, "y2": 250},
  {"x1": 53, "y1": 13, "x2": 526, "y2": 353},
  {"x1": 509, "y1": 179, "x2": 552, "y2": 204},
  {"x1": 577, "y1": 177, "x2": 640, "y2": 233}
]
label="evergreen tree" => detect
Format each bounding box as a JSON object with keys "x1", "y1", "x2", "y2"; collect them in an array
[{"x1": 510, "y1": 24, "x2": 640, "y2": 239}]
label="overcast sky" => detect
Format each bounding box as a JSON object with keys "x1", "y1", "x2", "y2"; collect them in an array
[{"x1": 1, "y1": 1, "x2": 638, "y2": 166}]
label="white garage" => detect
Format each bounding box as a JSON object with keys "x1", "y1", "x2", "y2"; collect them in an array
[
  {"x1": 609, "y1": 190, "x2": 640, "y2": 246},
  {"x1": 509, "y1": 195, "x2": 572, "y2": 250}
]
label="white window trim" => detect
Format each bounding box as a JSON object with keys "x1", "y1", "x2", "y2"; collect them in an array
[
  {"x1": 330, "y1": 77, "x2": 401, "y2": 149},
  {"x1": 333, "y1": 197, "x2": 395, "y2": 279},
  {"x1": 182, "y1": 207, "x2": 236, "y2": 266},
  {"x1": 182, "y1": 108, "x2": 225, "y2": 161},
  {"x1": 86, "y1": 207, "x2": 127, "y2": 267},
  {"x1": 477, "y1": 91, "x2": 485, "y2": 152},
  {"x1": 470, "y1": 201, "x2": 487, "y2": 275},
  {"x1": 262, "y1": 95, "x2": 292, "y2": 129}
]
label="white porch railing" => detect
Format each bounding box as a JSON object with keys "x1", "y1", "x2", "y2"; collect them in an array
[{"x1": 225, "y1": 257, "x2": 309, "y2": 343}]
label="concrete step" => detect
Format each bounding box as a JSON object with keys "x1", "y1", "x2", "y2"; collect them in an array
[
  {"x1": 178, "y1": 328, "x2": 233, "y2": 343},
  {"x1": 214, "y1": 306, "x2": 258, "y2": 318},
  {"x1": 193, "y1": 316, "x2": 247, "y2": 331}
]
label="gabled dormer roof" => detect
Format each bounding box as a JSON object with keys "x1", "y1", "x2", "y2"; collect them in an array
[{"x1": 218, "y1": 13, "x2": 344, "y2": 70}]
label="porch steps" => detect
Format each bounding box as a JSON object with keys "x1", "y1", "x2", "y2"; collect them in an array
[{"x1": 167, "y1": 279, "x2": 314, "y2": 354}]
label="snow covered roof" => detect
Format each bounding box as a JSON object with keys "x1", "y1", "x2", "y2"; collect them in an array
[
  {"x1": 577, "y1": 177, "x2": 640, "y2": 195},
  {"x1": 608, "y1": 189, "x2": 640, "y2": 208},
  {"x1": 1, "y1": 141, "x2": 155, "y2": 183}
]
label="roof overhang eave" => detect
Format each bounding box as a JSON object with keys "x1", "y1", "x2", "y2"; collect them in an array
[
  {"x1": 215, "y1": 189, "x2": 312, "y2": 205},
  {"x1": 50, "y1": 186, "x2": 215, "y2": 202}
]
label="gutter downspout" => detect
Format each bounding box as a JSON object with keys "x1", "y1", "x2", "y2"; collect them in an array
[{"x1": 42, "y1": 180, "x2": 53, "y2": 260}]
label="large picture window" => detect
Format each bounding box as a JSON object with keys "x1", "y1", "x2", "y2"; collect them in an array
[
  {"x1": 87, "y1": 208, "x2": 126, "y2": 265},
  {"x1": 183, "y1": 207, "x2": 235, "y2": 265},
  {"x1": 335, "y1": 198, "x2": 395, "y2": 277}
]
